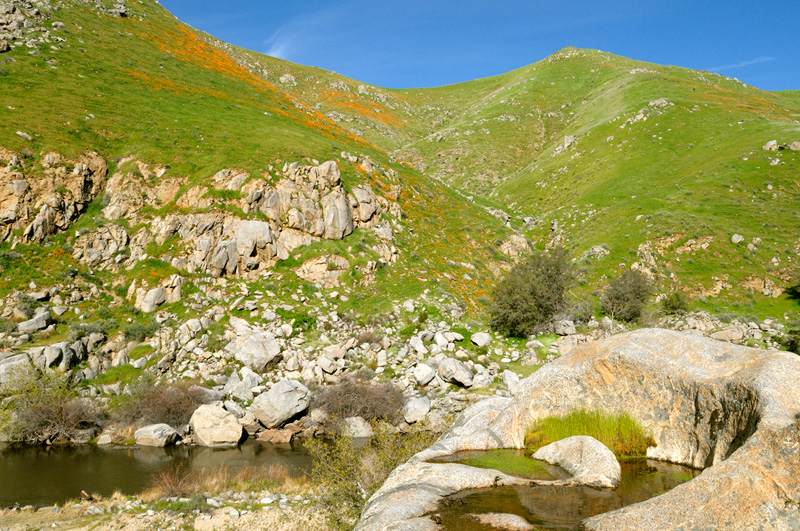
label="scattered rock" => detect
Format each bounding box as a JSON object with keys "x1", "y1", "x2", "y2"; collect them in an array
[
  {"x1": 438, "y1": 358, "x2": 473, "y2": 387},
  {"x1": 554, "y1": 320, "x2": 576, "y2": 336},
  {"x1": 731, "y1": 234, "x2": 744, "y2": 244},
  {"x1": 403, "y1": 397, "x2": 431, "y2": 424},
  {"x1": 470, "y1": 332, "x2": 492, "y2": 347},
  {"x1": 762, "y1": 140, "x2": 778, "y2": 151},
  {"x1": 342, "y1": 416, "x2": 373, "y2": 438}
]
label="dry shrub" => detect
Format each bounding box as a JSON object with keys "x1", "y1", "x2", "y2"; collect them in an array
[
  {"x1": 313, "y1": 375, "x2": 403, "y2": 426},
  {"x1": 144, "y1": 463, "x2": 306, "y2": 500},
  {"x1": 113, "y1": 378, "x2": 209, "y2": 429},
  {"x1": 355, "y1": 330, "x2": 384, "y2": 345},
  {"x1": 0, "y1": 366, "x2": 104, "y2": 444}
]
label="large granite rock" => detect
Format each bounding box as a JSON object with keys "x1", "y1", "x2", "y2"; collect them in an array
[
  {"x1": 190, "y1": 404, "x2": 244, "y2": 447},
  {"x1": 356, "y1": 329, "x2": 800, "y2": 531},
  {"x1": 134, "y1": 424, "x2": 179, "y2": 447},
  {"x1": 250, "y1": 379, "x2": 310, "y2": 428},
  {"x1": 532, "y1": 435, "x2": 620, "y2": 487}
]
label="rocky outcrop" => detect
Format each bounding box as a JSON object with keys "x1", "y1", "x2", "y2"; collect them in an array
[
  {"x1": 532, "y1": 436, "x2": 620, "y2": 488},
  {"x1": 0, "y1": 150, "x2": 107, "y2": 243},
  {"x1": 356, "y1": 329, "x2": 800, "y2": 531}
]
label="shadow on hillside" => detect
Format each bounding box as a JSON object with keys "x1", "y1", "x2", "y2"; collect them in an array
[{"x1": 786, "y1": 284, "x2": 800, "y2": 302}]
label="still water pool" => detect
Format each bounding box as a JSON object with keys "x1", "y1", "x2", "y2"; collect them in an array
[{"x1": 0, "y1": 440, "x2": 311, "y2": 508}]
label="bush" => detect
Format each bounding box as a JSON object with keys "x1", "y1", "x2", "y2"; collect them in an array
[
  {"x1": 15, "y1": 293, "x2": 39, "y2": 319},
  {"x1": 600, "y1": 269, "x2": 653, "y2": 322},
  {"x1": 355, "y1": 330, "x2": 384, "y2": 345},
  {"x1": 69, "y1": 319, "x2": 117, "y2": 342},
  {"x1": 306, "y1": 422, "x2": 437, "y2": 530},
  {"x1": 661, "y1": 291, "x2": 690, "y2": 314},
  {"x1": 489, "y1": 247, "x2": 575, "y2": 337},
  {"x1": 313, "y1": 376, "x2": 404, "y2": 426},
  {"x1": 524, "y1": 408, "x2": 655, "y2": 458},
  {"x1": 123, "y1": 320, "x2": 160, "y2": 342},
  {"x1": 112, "y1": 378, "x2": 209, "y2": 429},
  {"x1": 0, "y1": 366, "x2": 104, "y2": 444},
  {"x1": 783, "y1": 329, "x2": 800, "y2": 355}
]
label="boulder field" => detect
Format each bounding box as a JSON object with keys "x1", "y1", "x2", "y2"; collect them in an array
[{"x1": 355, "y1": 328, "x2": 800, "y2": 531}]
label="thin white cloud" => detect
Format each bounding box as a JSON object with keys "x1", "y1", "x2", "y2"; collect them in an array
[
  {"x1": 710, "y1": 56, "x2": 776, "y2": 72},
  {"x1": 262, "y1": 4, "x2": 352, "y2": 62}
]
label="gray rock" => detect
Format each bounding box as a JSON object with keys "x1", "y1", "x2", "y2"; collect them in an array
[
  {"x1": 409, "y1": 336, "x2": 428, "y2": 355},
  {"x1": 762, "y1": 140, "x2": 778, "y2": 150},
  {"x1": 190, "y1": 404, "x2": 244, "y2": 447},
  {"x1": 250, "y1": 379, "x2": 310, "y2": 428},
  {"x1": 502, "y1": 370, "x2": 520, "y2": 394},
  {"x1": 403, "y1": 397, "x2": 431, "y2": 424},
  {"x1": 790, "y1": 141, "x2": 800, "y2": 151},
  {"x1": 16, "y1": 311, "x2": 52, "y2": 334},
  {"x1": 438, "y1": 358, "x2": 473, "y2": 387},
  {"x1": 140, "y1": 287, "x2": 166, "y2": 313},
  {"x1": 0, "y1": 353, "x2": 30, "y2": 385},
  {"x1": 554, "y1": 320, "x2": 576, "y2": 336},
  {"x1": 731, "y1": 233, "x2": 745, "y2": 244},
  {"x1": 413, "y1": 363, "x2": 436, "y2": 386},
  {"x1": 470, "y1": 332, "x2": 492, "y2": 347},
  {"x1": 134, "y1": 424, "x2": 179, "y2": 447},
  {"x1": 533, "y1": 435, "x2": 620, "y2": 487},
  {"x1": 343, "y1": 416, "x2": 373, "y2": 438}
]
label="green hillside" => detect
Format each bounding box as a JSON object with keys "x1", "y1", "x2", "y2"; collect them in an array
[{"x1": 1, "y1": 0, "x2": 798, "y2": 331}]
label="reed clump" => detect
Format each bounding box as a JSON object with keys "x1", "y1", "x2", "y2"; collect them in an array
[{"x1": 524, "y1": 408, "x2": 656, "y2": 458}]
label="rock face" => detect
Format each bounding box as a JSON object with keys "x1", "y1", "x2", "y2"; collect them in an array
[
  {"x1": 190, "y1": 405, "x2": 244, "y2": 447},
  {"x1": 134, "y1": 424, "x2": 179, "y2": 447},
  {"x1": 355, "y1": 329, "x2": 800, "y2": 531},
  {"x1": 250, "y1": 379, "x2": 311, "y2": 428},
  {"x1": 532, "y1": 436, "x2": 620, "y2": 488}
]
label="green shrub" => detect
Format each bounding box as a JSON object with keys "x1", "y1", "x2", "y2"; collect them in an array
[
  {"x1": 15, "y1": 293, "x2": 39, "y2": 319},
  {"x1": 524, "y1": 408, "x2": 655, "y2": 458},
  {"x1": 69, "y1": 319, "x2": 117, "y2": 341},
  {"x1": 306, "y1": 422, "x2": 437, "y2": 530},
  {"x1": 600, "y1": 269, "x2": 653, "y2": 322},
  {"x1": 661, "y1": 291, "x2": 690, "y2": 314},
  {"x1": 123, "y1": 320, "x2": 160, "y2": 342},
  {"x1": 0, "y1": 366, "x2": 104, "y2": 444},
  {"x1": 489, "y1": 247, "x2": 575, "y2": 337},
  {"x1": 313, "y1": 376, "x2": 404, "y2": 427}
]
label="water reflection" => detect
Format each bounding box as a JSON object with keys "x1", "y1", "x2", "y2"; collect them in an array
[
  {"x1": 0, "y1": 440, "x2": 311, "y2": 508},
  {"x1": 435, "y1": 459, "x2": 699, "y2": 531}
]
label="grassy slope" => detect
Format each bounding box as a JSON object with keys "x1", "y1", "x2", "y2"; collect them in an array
[
  {"x1": 0, "y1": 0, "x2": 511, "y2": 323},
  {"x1": 247, "y1": 46, "x2": 799, "y2": 318}
]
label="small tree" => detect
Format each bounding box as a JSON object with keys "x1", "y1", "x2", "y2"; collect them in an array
[
  {"x1": 600, "y1": 269, "x2": 653, "y2": 322},
  {"x1": 489, "y1": 247, "x2": 575, "y2": 337},
  {"x1": 661, "y1": 291, "x2": 690, "y2": 314}
]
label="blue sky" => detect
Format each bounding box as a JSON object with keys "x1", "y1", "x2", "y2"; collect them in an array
[{"x1": 160, "y1": 1, "x2": 798, "y2": 92}]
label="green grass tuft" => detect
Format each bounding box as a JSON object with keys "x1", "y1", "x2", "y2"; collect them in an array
[{"x1": 524, "y1": 408, "x2": 655, "y2": 458}]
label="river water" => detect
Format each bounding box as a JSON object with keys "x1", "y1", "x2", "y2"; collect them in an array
[{"x1": 0, "y1": 440, "x2": 311, "y2": 508}]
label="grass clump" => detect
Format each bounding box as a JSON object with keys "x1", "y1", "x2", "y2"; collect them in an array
[
  {"x1": 123, "y1": 320, "x2": 160, "y2": 342},
  {"x1": 524, "y1": 408, "x2": 655, "y2": 458}
]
